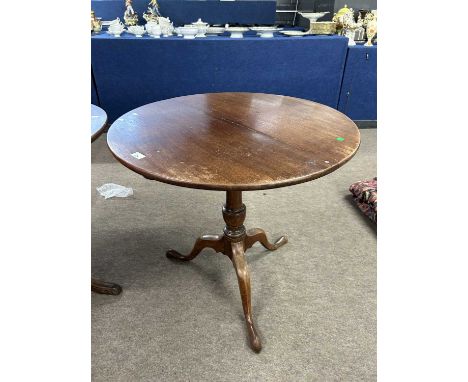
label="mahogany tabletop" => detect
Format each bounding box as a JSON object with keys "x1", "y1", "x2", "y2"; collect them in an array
[
  {"x1": 91, "y1": 104, "x2": 107, "y2": 143},
  {"x1": 107, "y1": 93, "x2": 360, "y2": 191}
]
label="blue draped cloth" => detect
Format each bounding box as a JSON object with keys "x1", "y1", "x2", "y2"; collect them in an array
[
  {"x1": 338, "y1": 44, "x2": 377, "y2": 121},
  {"x1": 91, "y1": 33, "x2": 349, "y2": 122}
]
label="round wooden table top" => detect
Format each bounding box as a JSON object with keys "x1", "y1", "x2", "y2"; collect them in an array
[
  {"x1": 91, "y1": 104, "x2": 108, "y2": 142},
  {"x1": 107, "y1": 93, "x2": 360, "y2": 191}
]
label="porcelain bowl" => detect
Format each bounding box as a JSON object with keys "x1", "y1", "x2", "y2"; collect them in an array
[
  {"x1": 107, "y1": 25, "x2": 125, "y2": 36},
  {"x1": 147, "y1": 23, "x2": 162, "y2": 37},
  {"x1": 184, "y1": 24, "x2": 207, "y2": 37},
  {"x1": 108, "y1": 18, "x2": 124, "y2": 29},
  {"x1": 145, "y1": 22, "x2": 158, "y2": 31},
  {"x1": 178, "y1": 26, "x2": 198, "y2": 39},
  {"x1": 280, "y1": 30, "x2": 307, "y2": 37},
  {"x1": 195, "y1": 25, "x2": 208, "y2": 37},
  {"x1": 160, "y1": 25, "x2": 174, "y2": 37},
  {"x1": 128, "y1": 25, "x2": 146, "y2": 37},
  {"x1": 299, "y1": 12, "x2": 329, "y2": 21},
  {"x1": 158, "y1": 17, "x2": 172, "y2": 28},
  {"x1": 192, "y1": 18, "x2": 209, "y2": 27},
  {"x1": 108, "y1": 26, "x2": 125, "y2": 33}
]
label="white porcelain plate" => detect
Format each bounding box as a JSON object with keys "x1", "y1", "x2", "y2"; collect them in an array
[
  {"x1": 280, "y1": 30, "x2": 308, "y2": 37},
  {"x1": 226, "y1": 27, "x2": 249, "y2": 32},
  {"x1": 249, "y1": 26, "x2": 280, "y2": 31}
]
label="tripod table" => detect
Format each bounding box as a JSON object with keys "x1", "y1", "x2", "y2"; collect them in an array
[{"x1": 106, "y1": 93, "x2": 360, "y2": 351}]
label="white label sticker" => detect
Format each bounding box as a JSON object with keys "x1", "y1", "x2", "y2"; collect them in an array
[{"x1": 131, "y1": 152, "x2": 146, "y2": 159}]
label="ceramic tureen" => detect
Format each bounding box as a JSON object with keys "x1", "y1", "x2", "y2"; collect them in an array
[
  {"x1": 191, "y1": 18, "x2": 209, "y2": 38},
  {"x1": 146, "y1": 21, "x2": 161, "y2": 38},
  {"x1": 158, "y1": 17, "x2": 174, "y2": 37},
  {"x1": 178, "y1": 26, "x2": 198, "y2": 39},
  {"x1": 128, "y1": 25, "x2": 146, "y2": 37},
  {"x1": 107, "y1": 18, "x2": 126, "y2": 37}
]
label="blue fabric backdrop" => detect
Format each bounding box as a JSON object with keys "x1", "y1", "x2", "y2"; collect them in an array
[
  {"x1": 338, "y1": 44, "x2": 377, "y2": 121},
  {"x1": 91, "y1": 33, "x2": 349, "y2": 122},
  {"x1": 91, "y1": 0, "x2": 276, "y2": 26},
  {"x1": 91, "y1": 69, "x2": 99, "y2": 105}
]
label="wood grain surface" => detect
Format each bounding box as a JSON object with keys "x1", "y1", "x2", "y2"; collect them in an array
[{"x1": 107, "y1": 93, "x2": 360, "y2": 191}]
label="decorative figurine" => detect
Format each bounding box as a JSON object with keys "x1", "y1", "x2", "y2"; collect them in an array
[
  {"x1": 365, "y1": 11, "x2": 377, "y2": 46},
  {"x1": 358, "y1": 9, "x2": 371, "y2": 23},
  {"x1": 333, "y1": 4, "x2": 362, "y2": 45},
  {"x1": 332, "y1": 4, "x2": 352, "y2": 35},
  {"x1": 143, "y1": 0, "x2": 162, "y2": 23},
  {"x1": 191, "y1": 18, "x2": 209, "y2": 38},
  {"x1": 159, "y1": 17, "x2": 174, "y2": 37},
  {"x1": 362, "y1": 10, "x2": 375, "y2": 28},
  {"x1": 354, "y1": 14, "x2": 366, "y2": 41},
  {"x1": 124, "y1": 0, "x2": 139, "y2": 26},
  {"x1": 343, "y1": 9, "x2": 362, "y2": 45},
  {"x1": 91, "y1": 10, "x2": 102, "y2": 33}
]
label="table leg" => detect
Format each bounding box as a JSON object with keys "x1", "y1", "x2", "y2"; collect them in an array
[
  {"x1": 229, "y1": 240, "x2": 262, "y2": 352},
  {"x1": 91, "y1": 278, "x2": 122, "y2": 295},
  {"x1": 166, "y1": 190, "x2": 287, "y2": 353},
  {"x1": 245, "y1": 228, "x2": 288, "y2": 251},
  {"x1": 167, "y1": 234, "x2": 224, "y2": 261}
]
